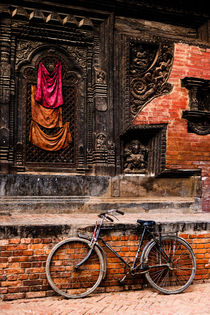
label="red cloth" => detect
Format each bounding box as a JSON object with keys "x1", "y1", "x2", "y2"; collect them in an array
[{"x1": 35, "y1": 61, "x2": 63, "y2": 109}]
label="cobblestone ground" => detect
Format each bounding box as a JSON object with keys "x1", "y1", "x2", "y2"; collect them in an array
[{"x1": 0, "y1": 282, "x2": 209, "y2": 315}]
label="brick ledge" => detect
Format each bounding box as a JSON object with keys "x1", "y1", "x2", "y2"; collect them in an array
[{"x1": 0, "y1": 212, "x2": 209, "y2": 239}]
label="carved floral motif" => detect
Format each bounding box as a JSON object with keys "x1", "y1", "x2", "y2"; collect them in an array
[
  {"x1": 16, "y1": 40, "x2": 42, "y2": 69},
  {"x1": 65, "y1": 46, "x2": 87, "y2": 70}
]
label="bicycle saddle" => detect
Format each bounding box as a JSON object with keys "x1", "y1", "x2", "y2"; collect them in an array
[{"x1": 137, "y1": 219, "x2": 156, "y2": 226}]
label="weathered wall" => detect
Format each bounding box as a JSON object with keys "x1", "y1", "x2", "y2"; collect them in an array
[
  {"x1": 0, "y1": 174, "x2": 202, "y2": 213},
  {"x1": 134, "y1": 43, "x2": 210, "y2": 211}
]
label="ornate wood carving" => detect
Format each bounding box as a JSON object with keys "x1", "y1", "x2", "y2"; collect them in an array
[
  {"x1": 182, "y1": 111, "x2": 210, "y2": 135},
  {"x1": 129, "y1": 40, "x2": 174, "y2": 119},
  {"x1": 182, "y1": 77, "x2": 210, "y2": 135},
  {"x1": 20, "y1": 49, "x2": 85, "y2": 170},
  {"x1": 95, "y1": 133, "x2": 107, "y2": 150},
  {"x1": 15, "y1": 41, "x2": 42, "y2": 70},
  {"x1": 94, "y1": 68, "x2": 108, "y2": 112},
  {"x1": 10, "y1": 9, "x2": 96, "y2": 172},
  {"x1": 115, "y1": 34, "x2": 173, "y2": 175},
  {"x1": 0, "y1": 19, "x2": 12, "y2": 172},
  {"x1": 5, "y1": 5, "x2": 117, "y2": 175}
]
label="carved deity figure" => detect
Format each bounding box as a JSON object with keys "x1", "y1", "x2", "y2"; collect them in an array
[
  {"x1": 124, "y1": 139, "x2": 147, "y2": 173},
  {"x1": 96, "y1": 133, "x2": 107, "y2": 150}
]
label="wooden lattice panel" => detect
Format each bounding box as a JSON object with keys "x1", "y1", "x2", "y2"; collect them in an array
[{"x1": 25, "y1": 55, "x2": 76, "y2": 166}]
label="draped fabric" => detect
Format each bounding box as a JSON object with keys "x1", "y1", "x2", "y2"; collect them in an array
[
  {"x1": 35, "y1": 61, "x2": 63, "y2": 109},
  {"x1": 29, "y1": 61, "x2": 72, "y2": 151},
  {"x1": 29, "y1": 120, "x2": 72, "y2": 151},
  {"x1": 31, "y1": 85, "x2": 63, "y2": 128}
]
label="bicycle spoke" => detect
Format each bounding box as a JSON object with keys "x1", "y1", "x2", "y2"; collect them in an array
[
  {"x1": 149, "y1": 267, "x2": 169, "y2": 285},
  {"x1": 46, "y1": 238, "x2": 104, "y2": 298},
  {"x1": 145, "y1": 236, "x2": 196, "y2": 294}
]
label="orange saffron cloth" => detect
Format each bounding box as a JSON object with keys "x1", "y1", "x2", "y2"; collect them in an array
[
  {"x1": 29, "y1": 120, "x2": 72, "y2": 151},
  {"x1": 31, "y1": 85, "x2": 63, "y2": 128},
  {"x1": 29, "y1": 85, "x2": 72, "y2": 151}
]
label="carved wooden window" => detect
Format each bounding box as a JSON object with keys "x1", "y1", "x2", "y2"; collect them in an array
[
  {"x1": 182, "y1": 77, "x2": 210, "y2": 135},
  {"x1": 23, "y1": 54, "x2": 77, "y2": 168}
]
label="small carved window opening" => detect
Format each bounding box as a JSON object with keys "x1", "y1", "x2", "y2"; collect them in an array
[{"x1": 121, "y1": 124, "x2": 167, "y2": 176}]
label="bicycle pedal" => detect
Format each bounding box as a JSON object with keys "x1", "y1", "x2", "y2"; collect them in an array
[
  {"x1": 138, "y1": 265, "x2": 149, "y2": 274},
  {"x1": 140, "y1": 265, "x2": 148, "y2": 270},
  {"x1": 118, "y1": 274, "x2": 127, "y2": 284}
]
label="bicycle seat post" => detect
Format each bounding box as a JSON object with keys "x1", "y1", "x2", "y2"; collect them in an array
[
  {"x1": 132, "y1": 225, "x2": 147, "y2": 270},
  {"x1": 158, "y1": 224, "x2": 162, "y2": 246}
]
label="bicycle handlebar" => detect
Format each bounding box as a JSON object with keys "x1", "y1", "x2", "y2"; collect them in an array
[
  {"x1": 105, "y1": 216, "x2": 114, "y2": 222},
  {"x1": 115, "y1": 210, "x2": 124, "y2": 215},
  {"x1": 98, "y1": 209, "x2": 124, "y2": 221}
]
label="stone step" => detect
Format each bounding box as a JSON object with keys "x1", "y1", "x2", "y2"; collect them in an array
[
  {"x1": 0, "y1": 195, "x2": 201, "y2": 214},
  {"x1": 0, "y1": 212, "x2": 209, "y2": 237}
]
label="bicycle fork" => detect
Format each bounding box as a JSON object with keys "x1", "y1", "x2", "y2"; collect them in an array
[{"x1": 75, "y1": 221, "x2": 102, "y2": 271}]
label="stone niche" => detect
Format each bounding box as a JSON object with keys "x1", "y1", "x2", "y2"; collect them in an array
[{"x1": 120, "y1": 124, "x2": 167, "y2": 176}]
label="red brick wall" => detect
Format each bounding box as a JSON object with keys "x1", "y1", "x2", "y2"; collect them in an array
[
  {"x1": 0, "y1": 232, "x2": 209, "y2": 300},
  {"x1": 134, "y1": 43, "x2": 210, "y2": 211}
]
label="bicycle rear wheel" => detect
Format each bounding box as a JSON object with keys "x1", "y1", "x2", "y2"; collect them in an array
[
  {"x1": 144, "y1": 235, "x2": 196, "y2": 294},
  {"x1": 46, "y1": 237, "x2": 104, "y2": 298}
]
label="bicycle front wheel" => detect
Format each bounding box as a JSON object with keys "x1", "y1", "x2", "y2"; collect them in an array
[
  {"x1": 46, "y1": 237, "x2": 104, "y2": 298},
  {"x1": 144, "y1": 235, "x2": 196, "y2": 294}
]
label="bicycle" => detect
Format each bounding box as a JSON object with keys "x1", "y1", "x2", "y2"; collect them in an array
[{"x1": 46, "y1": 209, "x2": 196, "y2": 299}]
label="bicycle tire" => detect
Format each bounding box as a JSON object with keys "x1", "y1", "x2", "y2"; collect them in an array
[
  {"x1": 46, "y1": 237, "x2": 104, "y2": 298},
  {"x1": 144, "y1": 235, "x2": 196, "y2": 294}
]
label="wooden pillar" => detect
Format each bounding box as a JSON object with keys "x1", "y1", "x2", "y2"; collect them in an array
[{"x1": 0, "y1": 17, "x2": 12, "y2": 173}]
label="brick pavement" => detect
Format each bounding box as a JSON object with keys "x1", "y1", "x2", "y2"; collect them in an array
[{"x1": 0, "y1": 282, "x2": 209, "y2": 315}]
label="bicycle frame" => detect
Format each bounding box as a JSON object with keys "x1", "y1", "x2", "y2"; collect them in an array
[
  {"x1": 77, "y1": 211, "x2": 176, "y2": 282},
  {"x1": 98, "y1": 225, "x2": 149, "y2": 272},
  {"x1": 77, "y1": 216, "x2": 156, "y2": 274}
]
